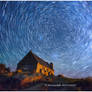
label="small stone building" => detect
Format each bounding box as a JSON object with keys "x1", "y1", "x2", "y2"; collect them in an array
[{"x1": 17, "y1": 51, "x2": 54, "y2": 76}]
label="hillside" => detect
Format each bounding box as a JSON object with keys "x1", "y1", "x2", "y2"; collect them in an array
[{"x1": 0, "y1": 73, "x2": 92, "y2": 91}]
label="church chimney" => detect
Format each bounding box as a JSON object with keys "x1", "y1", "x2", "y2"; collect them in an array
[{"x1": 50, "y1": 62, "x2": 53, "y2": 69}]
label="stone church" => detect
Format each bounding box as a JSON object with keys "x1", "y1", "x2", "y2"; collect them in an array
[{"x1": 17, "y1": 51, "x2": 54, "y2": 76}]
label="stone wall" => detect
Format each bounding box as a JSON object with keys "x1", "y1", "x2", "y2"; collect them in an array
[{"x1": 36, "y1": 62, "x2": 54, "y2": 76}]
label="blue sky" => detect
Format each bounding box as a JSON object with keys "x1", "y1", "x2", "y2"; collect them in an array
[{"x1": 0, "y1": 1, "x2": 92, "y2": 78}]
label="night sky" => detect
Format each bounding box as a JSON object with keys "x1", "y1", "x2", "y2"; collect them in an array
[{"x1": 1, "y1": 1, "x2": 92, "y2": 78}]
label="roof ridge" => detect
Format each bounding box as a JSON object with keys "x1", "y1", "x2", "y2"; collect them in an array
[
  {"x1": 30, "y1": 51, "x2": 51, "y2": 68},
  {"x1": 32, "y1": 52, "x2": 48, "y2": 64}
]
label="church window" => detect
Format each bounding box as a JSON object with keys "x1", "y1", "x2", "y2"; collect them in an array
[{"x1": 40, "y1": 69, "x2": 42, "y2": 73}]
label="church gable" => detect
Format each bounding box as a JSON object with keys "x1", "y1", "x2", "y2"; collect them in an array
[
  {"x1": 17, "y1": 51, "x2": 37, "y2": 65},
  {"x1": 17, "y1": 51, "x2": 38, "y2": 72}
]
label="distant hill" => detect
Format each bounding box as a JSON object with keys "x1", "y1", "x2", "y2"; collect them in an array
[{"x1": 52, "y1": 74, "x2": 80, "y2": 84}]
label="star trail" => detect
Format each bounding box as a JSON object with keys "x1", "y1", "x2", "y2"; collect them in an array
[{"x1": 0, "y1": 1, "x2": 92, "y2": 78}]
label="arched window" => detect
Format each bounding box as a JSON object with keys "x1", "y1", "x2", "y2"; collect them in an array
[
  {"x1": 48, "y1": 72, "x2": 50, "y2": 76},
  {"x1": 40, "y1": 69, "x2": 42, "y2": 73}
]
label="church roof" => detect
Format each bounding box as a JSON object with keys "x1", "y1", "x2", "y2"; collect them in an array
[
  {"x1": 18, "y1": 50, "x2": 53, "y2": 70},
  {"x1": 32, "y1": 51, "x2": 50, "y2": 68}
]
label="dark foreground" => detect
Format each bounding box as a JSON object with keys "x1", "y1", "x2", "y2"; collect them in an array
[{"x1": 0, "y1": 74, "x2": 92, "y2": 91}]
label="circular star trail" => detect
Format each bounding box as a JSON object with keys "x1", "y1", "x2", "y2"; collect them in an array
[{"x1": 0, "y1": 1, "x2": 92, "y2": 78}]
